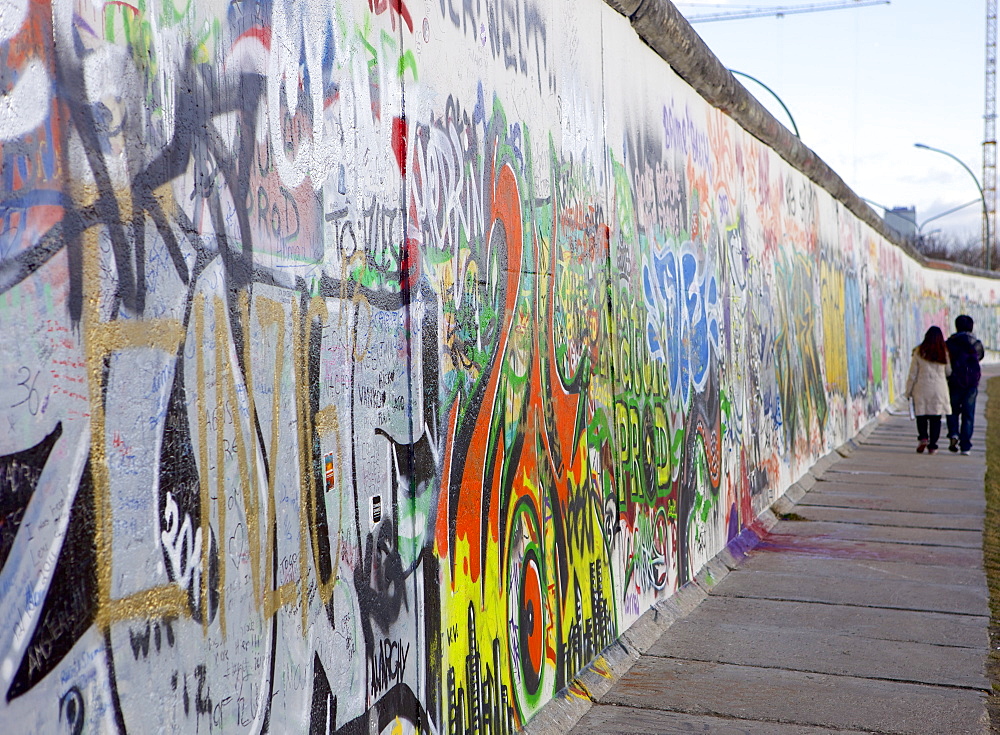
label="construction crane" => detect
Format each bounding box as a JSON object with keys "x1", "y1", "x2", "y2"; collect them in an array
[
  {"x1": 984, "y1": 0, "x2": 997, "y2": 269},
  {"x1": 682, "y1": 0, "x2": 890, "y2": 24}
]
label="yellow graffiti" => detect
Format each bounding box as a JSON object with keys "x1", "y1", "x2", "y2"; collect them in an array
[
  {"x1": 80, "y1": 222, "x2": 188, "y2": 630},
  {"x1": 820, "y1": 259, "x2": 848, "y2": 396},
  {"x1": 196, "y1": 296, "x2": 211, "y2": 632},
  {"x1": 212, "y1": 296, "x2": 231, "y2": 639},
  {"x1": 256, "y1": 296, "x2": 299, "y2": 619}
]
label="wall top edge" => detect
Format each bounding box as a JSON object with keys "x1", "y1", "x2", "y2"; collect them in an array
[
  {"x1": 923, "y1": 257, "x2": 998, "y2": 279},
  {"x1": 612, "y1": 0, "x2": 996, "y2": 280}
]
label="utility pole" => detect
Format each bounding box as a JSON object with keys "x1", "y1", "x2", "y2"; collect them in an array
[{"x1": 984, "y1": 0, "x2": 997, "y2": 269}]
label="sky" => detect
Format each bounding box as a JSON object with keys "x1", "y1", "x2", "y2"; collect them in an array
[{"x1": 674, "y1": 0, "x2": 987, "y2": 245}]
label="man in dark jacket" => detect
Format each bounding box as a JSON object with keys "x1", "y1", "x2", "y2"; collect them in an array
[{"x1": 946, "y1": 314, "x2": 985, "y2": 454}]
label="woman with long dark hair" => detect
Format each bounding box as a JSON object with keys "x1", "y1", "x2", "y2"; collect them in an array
[{"x1": 904, "y1": 326, "x2": 952, "y2": 453}]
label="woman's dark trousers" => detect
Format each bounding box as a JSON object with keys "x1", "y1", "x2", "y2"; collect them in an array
[{"x1": 916, "y1": 415, "x2": 942, "y2": 450}]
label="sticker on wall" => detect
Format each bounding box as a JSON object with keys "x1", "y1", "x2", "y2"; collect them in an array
[
  {"x1": 371, "y1": 494, "x2": 383, "y2": 525},
  {"x1": 324, "y1": 452, "x2": 335, "y2": 492}
]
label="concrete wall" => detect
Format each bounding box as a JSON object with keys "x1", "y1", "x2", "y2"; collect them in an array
[{"x1": 1, "y1": 0, "x2": 997, "y2": 732}]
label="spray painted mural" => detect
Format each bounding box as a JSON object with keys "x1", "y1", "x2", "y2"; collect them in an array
[{"x1": 1, "y1": 0, "x2": 997, "y2": 732}]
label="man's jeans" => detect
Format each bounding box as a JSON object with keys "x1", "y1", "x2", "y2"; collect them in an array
[{"x1": 947, "y1": 386, "x2": 978, "y2": 452}]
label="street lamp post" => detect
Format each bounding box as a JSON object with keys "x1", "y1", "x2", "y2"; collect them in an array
[
  {"x1": 914, "y1": 143, "x2": 992, "y2": 270},
  {"x1": 729, "y1": 70, "x2": 801, "y2": 138},
  {"x1": 918, "y1": 199, "x2": 982, "y2": 235}
]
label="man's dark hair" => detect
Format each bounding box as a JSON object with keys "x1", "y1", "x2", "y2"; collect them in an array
[{"x1": 956, "y1": 314, "x2": 975, "y2": 332}]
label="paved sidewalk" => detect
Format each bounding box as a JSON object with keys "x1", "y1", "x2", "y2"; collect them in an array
[{"x1": 571, "y1": 394, "x2": 992, "y2": 734}]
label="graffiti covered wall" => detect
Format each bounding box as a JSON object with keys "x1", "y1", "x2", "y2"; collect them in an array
[{"x1": 1, "y1": 0, "x2": 997, "y2": 731}]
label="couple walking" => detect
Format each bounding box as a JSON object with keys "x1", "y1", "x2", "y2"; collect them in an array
[{"x1": 904, "y1": 315, "x2": 985, "y2": 455}]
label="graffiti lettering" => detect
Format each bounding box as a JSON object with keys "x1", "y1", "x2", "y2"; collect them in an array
[{"x1": 369, "y1": 638, "x2": 410, "y2": 697}]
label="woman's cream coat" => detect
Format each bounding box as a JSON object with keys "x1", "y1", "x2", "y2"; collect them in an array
[{"x1": 904, "y1": 348, "x2": 952, "y2": 416}]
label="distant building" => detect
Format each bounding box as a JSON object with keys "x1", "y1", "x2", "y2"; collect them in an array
[{"x1": 884, "y1": 206, "x2": 917, "y2": 237}]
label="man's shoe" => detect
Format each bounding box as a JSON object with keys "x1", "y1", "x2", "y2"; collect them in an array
[
  {"x1": 949, "y1": 436, "x2": 959, "y2": 453},
  {"x1": 917, "y1": 439, "x2": 928, "y2": 453},
  {"x1": 961, "y1": 450, "x2": 971, "y2": 456},
  {"x1": 928, "y1": 448, "x2": 937, "y2": 455}
]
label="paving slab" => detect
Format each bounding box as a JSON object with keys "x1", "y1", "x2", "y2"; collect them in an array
[
  {"x1": 788, "y1": 503, "x2": 983, "y2": 530},
  {"x1": 818, "y1": 470, "x2": 982, "y2": 487},
  {"x1": 863, "y1": 431, "x2": 924, "y2": 441},
  {"x1": 846, "y1": 438, "x2": 977, "y2": 449},
  {"x1": 825, "y1": 449, "x2": 983, "y2": 469},
  {"x1": 738, "y1": 548, "x2": 987, "y2": 588},
  {"x1": 649, "y1": 620, "x2": 988, "y2": 689},
  {"x1": 798, "y1": 486, "x2": 984, "y2": 515},
  {"x1": 835, "y1": 443, "x2": 970, "y2": 453},
  {"x1": 803, "y1": 486, "x2": 984, "y2": 505},
  {"x1": 599, "y1": 657, "x2": 988, "y2": 735},
  {"x1": 860, "y1": 440, "x2": 921, "y2": 449},
  {"x1": 574, "y1": 704, "x2": 873, "y2": 734},
  {"x1": 766, "y1": 517, "x2": 982, "y2": 548},
  {"x1": 840, "y1": 444, "x2": 981, "y2": 457},
  {"x1": 827, "y1": 449, "x2": 984, "y2": 468},
  {"x1": 803, "y1": 485, "x2": 984, "y2": 504},
  {"x1": 752, "y1": 533, "x2": 984, "y2": 569},
  {"x1": 815, "y1": 473, "x2": 983, "y2": 491},
  {"x1": 670, "y1": 595, "x2": 988, "y2": 649},
  {"x1": 715, "y1": 567, "x2": 988, "y2": 615}
]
